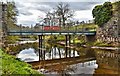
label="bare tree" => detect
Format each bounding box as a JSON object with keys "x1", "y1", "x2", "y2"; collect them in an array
[
  {"x1": 56, "y1": 2, "x2": 74, "y2": 28},
  {"x1": 45, "y1": 11, "x2": 56, "y2": 26}
]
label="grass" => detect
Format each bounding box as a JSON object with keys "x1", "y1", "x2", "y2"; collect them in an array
[
  {"x1": 75, "y1": 23, "x2": 98, "y2": 29},
  {"x1": 61, "y1": 23, "x2": 98, "y2": 31},
  {"x1": 5, "y1": 36, "x2": 20, "y2": 44},
  {"x1": 0, "y1": 49, "x2": 43, "y2": 75},
  {"x1": 93, "y1": 41, "x2": 114, "y2": 47}
]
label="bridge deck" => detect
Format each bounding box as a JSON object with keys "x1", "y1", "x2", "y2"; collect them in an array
[{"x1": 7, "y1": 31, "x2": 96, "y2": 35}]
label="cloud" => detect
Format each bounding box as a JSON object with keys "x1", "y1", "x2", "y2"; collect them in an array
[
  {"x1": 15, "y1": 2, "x2": 24, "y2": 8},
  {"x1": 74, "y1": 10, "x2": 93, "y2": 21},
  {"x1": 32, "y1": 4, "x2": 52, "y2": 13},
  {"x1": 14, "y1": 0, "x2": 110, "y2": 2},
  {"x1": 12, "y1": 0, "x2": 110, "y2": 26},
  {"x1": 32, "y1": 2, "x2": 102, "y2": 11},
  {"x1": 19, "y1": 9, "x2": 33, "y2": 16},
  {"x1": 68, "y1": 2, "x2": 102, "y2": 10},
  {"x1": 17, "y1": 9, "x2": 46, "y2": 26}
]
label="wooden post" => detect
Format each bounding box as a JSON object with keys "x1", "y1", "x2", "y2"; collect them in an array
[
  {"x1": 73, "y1": 48, "x2": 75, "y2": 57},
  {"x1": 38, "y1": 35, "x2": 43, "y2": 61},
  {"x1": 52, "y1": 48, "x2": 53, "y2": 59},
  {"x1": 73, "y1": 35, "x2": 75, "y2": 57},
  {"x1": 44, "y1": 50, "x2": 45, "y2": 60},
  {"x1": 65, "y1": 35, "x2": 68, "y2": 58},
  {"x1": 38, "y1": 35, "x2": 41, "y2": 61},
  {"x1": 40, "y1": 35, "x2": 43, "y2": 60},
  {"x1": 69, "y1": 35, "x2": 71, "y2": 46},
  {"x1": 55, "y1": 47, "x2": 57, "y2": 57},
  {"x1": 43, "y1": 35, "x2": 45, "y2": 60},
  {"x1": 58, "y1": 48, "x2": 61, "y2": 59},
  {"x1": 69, "y1": 35, "x2": 71, "y2": 57}
]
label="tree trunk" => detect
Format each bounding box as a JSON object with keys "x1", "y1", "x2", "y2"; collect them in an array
[{"x1": 62, "y1": 15, "x2": 65, "y2": 28}]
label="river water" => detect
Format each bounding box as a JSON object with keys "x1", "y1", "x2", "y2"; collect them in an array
[{"x1": 13, "y1": 41, "x2": 120, "y2": 75}]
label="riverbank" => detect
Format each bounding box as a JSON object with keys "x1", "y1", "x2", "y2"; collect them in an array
[
  {"x1": 92, "y1": 46, "x2": 120, "y2": 50},
  {"x1": 0, "y1": 49, "x2": 43, "y2": 75},
  {"x1": 57, "y1": 41, "x2": 120, "y2": 51}
]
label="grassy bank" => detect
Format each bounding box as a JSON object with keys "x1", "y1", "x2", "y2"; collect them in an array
[
  {"x1": 0, "y1": 49, "x2": 43, "y2": 75},
  {"x1": 61, "y1": 23, "x2": 98, "y2": 31},
  {"x1": 48, "y1": 35, "x2": 119, "y2": 48}
]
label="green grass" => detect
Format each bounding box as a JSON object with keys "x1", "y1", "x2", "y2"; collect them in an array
[
  {"x1": 93, "y1": 41, "x2": 114, "y2": 47},
  {"x1": 75, "y1": 23, "x2": 98, "y2": 29},
  {"x1": 5, "y1": 36, "x2": 20, "y2": 44},
  {"x1": 0, "y1": 49, "x2": 43, "y2": 75},
  {"x1": 61, "y1": 23, "x2": 98, "y2": 31},
  {"x1": 56, "y1": 35, "x2": 65, "y2": 41}
]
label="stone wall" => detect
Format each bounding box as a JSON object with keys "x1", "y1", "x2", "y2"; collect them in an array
[
  {"x1": 96, "y1": 11, "x2": 120, "y2": 44},
  {"x1": 0, "y1": 2, "x2": 8, "y2": 48},
  {"x1": 0, "y1": 3, "x2": 3, "y2": 48}
]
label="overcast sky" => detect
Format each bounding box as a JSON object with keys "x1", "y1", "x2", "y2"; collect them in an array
[{"x1": 3, "y1": 0, "x2": 117, "y2": 26}]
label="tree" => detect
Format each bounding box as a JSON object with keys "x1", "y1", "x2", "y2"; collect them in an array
[
  {"x1": 44, "y1": 11, "x2": 56, "y2": 26},
  {"x1": 56, "y1": 2, "x2": 74, "y2": 28},
  {"x1": 92, "y1": 2, "x2": 113, "y2": 27},
  {"x1": 5, "y1": 2, "x2": 18, "y2": 30}
]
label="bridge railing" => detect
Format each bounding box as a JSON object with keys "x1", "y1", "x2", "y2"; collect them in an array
[{"x1": 7, "y1": 26, "x2": 96, "y2": 33}]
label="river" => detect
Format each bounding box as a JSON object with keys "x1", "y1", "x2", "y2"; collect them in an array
[{"x1": 11, "y1": 41, "x2": 120, "y2": 75}]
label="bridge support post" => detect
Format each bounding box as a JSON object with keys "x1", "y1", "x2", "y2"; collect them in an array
[
  {"x1": 65, "y1": 35, "x2": 72, "y2": 58},
  {"x1": 38, "y1": 35, "x2": 41, "y2": 61},
  {"x1": 73, "y1": 35, "x2": 75, "y2": 57},
  {"x1": 43, "y1": 35, "x2": 45, "y2": 60},
  {"x1": 43, "y1": 50, "x2": 45, "y2": 60},
  {"x1": 38, "y1": 35, "x2": 43, "y2": 61},
  {"x1": 58, "y1": 48, "x2": 61, "y2": 58},
  {"x1": 68, "y1": 35, "x2": 71, "y2": 46},
  {"x1": 68, "y1": 35, "x2": 71, "y2": 57},
  {"x1": 41, "y1": 35, "x2": 43, "y2": 60},
  {"x1": 65, "y1": 35, "x2": 68, "y2": 58}
]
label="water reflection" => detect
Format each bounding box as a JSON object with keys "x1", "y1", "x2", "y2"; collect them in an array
[
  {"x1": 15, "y1": 42, "x2": 120, "y2": 75},
  {"x1": 17, "y1": 48, "x2": 39, "y2": 62},
  {"x1": 17, "y1": 46, "x2": 80, "y2": 62},
  {"x1": 45, "y1": 47, "x2": 79, "y2": 60},
  {"x1": 34, "y1": 60, "x2": 97, "y2": 75},
  {"x1": 43, "y1": 60, "x2": 98, "y2": 75},
  {"x1": 17, "y1": 43, "x2": 97, "y2": 75},
  {"x1": 94, "y1": 49, "x2": 120, "y2": 74}
]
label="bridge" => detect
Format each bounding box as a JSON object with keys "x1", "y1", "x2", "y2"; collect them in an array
[
  {"x1": 6, "y1": 28, "x2": 96, "y2": 61},
  {"x1": 7, "y1": 31, "x2": 96, "y2": 35},
  {"x1": 7, "y1": 26, "x2": 96, "y2": 36},
  {"x1": 6, "y1": 27, "x2": 96, "y2": 63},
  {"x1": 5, "y1": 23, "x2": 96, "y2": 35}
]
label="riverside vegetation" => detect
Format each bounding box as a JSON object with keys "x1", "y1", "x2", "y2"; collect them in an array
[{"x1": 0, "y1": 49, "x2": 43, "y2": 75}]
